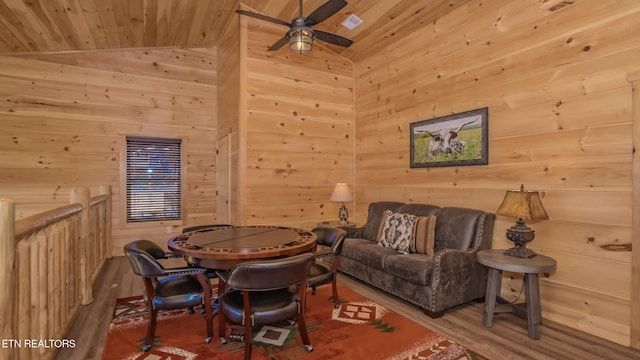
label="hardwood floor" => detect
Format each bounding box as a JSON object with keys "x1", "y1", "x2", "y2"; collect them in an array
[{"x1": 55, "y1": 257, "x2": 640, "y2": 360}]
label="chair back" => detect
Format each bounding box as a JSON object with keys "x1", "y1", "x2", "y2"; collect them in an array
[
  {"x1": 123, "y1": 240, "x2": 213, "y2": 350},
  {"x1": 312, "y1": 227, "x2": 347, "y2": 256},
  {"x1": 124, "y1": 240, "x2": 167, "y2": 277},
  {"x1": 225, "y1": 253, "x2": 315, "y2": 291}
]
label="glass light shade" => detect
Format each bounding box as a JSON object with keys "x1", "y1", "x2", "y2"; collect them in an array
[
  {"x1": 288, "y1": 27, "x2": 315, "y2": 53},
  {"x1": 330, "y1": 183, "x2": 353, "y2": 202}
]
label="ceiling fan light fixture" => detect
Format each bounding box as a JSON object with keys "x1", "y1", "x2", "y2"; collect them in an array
[
  {"x1": 287, "y1": 26, "x2": 315, "y2": 53},
  {"x1": 236, "y1": 0, "x2": 352, "y2": 53}
]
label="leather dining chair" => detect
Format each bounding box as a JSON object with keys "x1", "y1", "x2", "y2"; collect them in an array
[
  {"x1": 216, "y1": 253, "x2": 315, "y2": 360},
  {"x1": 308, "y1": 226, "x2": 347, "y2": 309},
  {"x1": 308, "y1": 226, "x2": 348, "y2": 308},
  {"x1": 123, "y1": 240, "x2": 214, "y2": 352}
]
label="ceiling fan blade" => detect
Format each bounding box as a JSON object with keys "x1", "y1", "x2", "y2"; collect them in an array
[
  {"x1": 235, "y1": 9, "x2": 291, "y2": 27},
  {"x1": 304, "y1": 0, "x2": 348, "y2": 26},
  {"x1": 268, "y1": 36, "x2": 290, "y2": 51},
  {"x1": 315, "y1": 30, "x2": 353, "y2": 47}
]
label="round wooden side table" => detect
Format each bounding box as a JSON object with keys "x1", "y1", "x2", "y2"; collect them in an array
[{"x1": 477, "y1": 249, "x2": 557, "y2": 340}]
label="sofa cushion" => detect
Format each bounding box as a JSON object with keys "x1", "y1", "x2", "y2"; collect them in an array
[
  {"x1": 341, "y1": 239, "x2": 396, "y2": 271},
  {"x1": 433, "y1": 207, "x2": 484, "y2": 251},
  {"x1": 362, "y1": 202, "x2": 405, "y2": 241},
  {"x1": 377, "y1": 211, "x2": 416, "y2": 253},
  {"x1": 396, "y1": 203, "x2": 440, "y2": 217},
  {"x1": 411, "y1": 215, "x2": 437, "y2": 256},
  {"x1": 383, "y1": 253, "x2": 434, "y2": 286}
]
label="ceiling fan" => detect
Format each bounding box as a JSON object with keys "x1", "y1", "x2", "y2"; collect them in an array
[{"x1": 236, "y1": 0, "x2": 354, "y2": 53}]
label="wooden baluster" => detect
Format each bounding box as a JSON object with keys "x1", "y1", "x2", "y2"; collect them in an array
[
  {"x1": 16, "y1": 237, "x2": 31, "y2": 360},
  {"x1": 100, "y1": 185, "x2": 113, "y2": 259},
  {"x1": 71, "y1": 188, "x2": 93, "y2": 305},
  {"x1": 0, "y1": 198, "x2": 17, "y2": 360}
]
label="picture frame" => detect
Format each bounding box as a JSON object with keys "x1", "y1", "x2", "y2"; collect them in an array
[{"x1": 410, "y1": 107, "x2": 488, "y2": 168}]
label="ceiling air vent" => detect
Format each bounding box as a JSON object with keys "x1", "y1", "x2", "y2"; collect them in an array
[{"x1": 342, "y1": 14, "x2": 363, "y2": 30}]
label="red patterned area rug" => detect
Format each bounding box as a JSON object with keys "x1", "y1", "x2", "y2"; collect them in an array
[{"x1": 102, "y1": 284, "x2": 486, "y2": 360}]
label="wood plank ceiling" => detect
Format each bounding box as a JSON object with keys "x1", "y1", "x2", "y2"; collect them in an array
[{"x1": 0, "y1": 0, "x2": 468, "y2": 61}]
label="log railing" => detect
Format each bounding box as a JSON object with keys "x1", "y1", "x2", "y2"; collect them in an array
[{"x1": 0, "y1": 186, "x2": 112, "y2": 360}]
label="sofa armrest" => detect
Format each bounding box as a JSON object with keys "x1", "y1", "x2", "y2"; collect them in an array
[
  {"x1": 340, "y1": 226, "x2": 364, "y2": 239},
  {"x1": 434, "y1": 248, "x2": 477, "y2": 270},
  {"x1": 429, "y1": 248, "x2": 488, "y2": 312}
]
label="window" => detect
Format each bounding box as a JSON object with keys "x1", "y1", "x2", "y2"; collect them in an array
[{"x1": 126, "y1": 136, "x2": 182, "y2": 223}]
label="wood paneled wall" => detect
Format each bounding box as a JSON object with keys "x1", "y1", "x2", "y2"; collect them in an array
[
  {"x1": 217, "y1": 0, "x2": 243, "y2": 225},
  {"x1": 353, "y1": 0, "x2": 639, "y2": 346},
  {"x1": 242, "y1": 19, "x2": 355, "y2": 229},
  {"x1": 1, "y1": 0, "x2": 636, "y2": 347},
  {"x1": 0, "y1": 47, "x2": 218, "y2": 255}
]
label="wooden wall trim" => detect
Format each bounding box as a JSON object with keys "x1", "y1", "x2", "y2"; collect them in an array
[
  {"x1": 237, "y1": 11, "x2": 248, "y2": 225},
  {"x1": 351, "y1": 61, "x2": 358, "y2": 221},
  {"x1": 628, "y1": 71, "x2": 640, "y2": 349}
]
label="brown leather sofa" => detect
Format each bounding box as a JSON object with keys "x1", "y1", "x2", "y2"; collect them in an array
[{"x1": 338, "y1": 201, "x2": 495, "y2": 318}]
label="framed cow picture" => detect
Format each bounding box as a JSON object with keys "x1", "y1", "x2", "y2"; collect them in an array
[{"x1": 410, "y1": 107, "x2": 488, "y2": 168}]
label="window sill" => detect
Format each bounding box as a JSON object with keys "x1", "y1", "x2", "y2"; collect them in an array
[{"x1": 120, "y1": 219, "x2": 183, "y2": 230}]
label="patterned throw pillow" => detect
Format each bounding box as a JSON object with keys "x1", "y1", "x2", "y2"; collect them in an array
[
  {"x1": 376, "y1": 210, "x2": 416, "y2": 253},
  {"x1": 410, "y1": 216, "x2": 437, "y2": 256}
]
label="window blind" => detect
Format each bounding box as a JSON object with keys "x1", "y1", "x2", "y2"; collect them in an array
[{"x1": 126, "y1": 136, "x2": 182, "y2": 223}]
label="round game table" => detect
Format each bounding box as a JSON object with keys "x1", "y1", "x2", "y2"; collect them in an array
[{"x1": 167, "y1": 225, "x2": 317, "y2": 269}]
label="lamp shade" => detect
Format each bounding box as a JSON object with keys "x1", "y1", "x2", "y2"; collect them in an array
[
  {"x1": 496, "y1": 186, "x2": 549, "y2": 221},
  {"x1": 330, "y1": 183, "x2": 353, "y2": 202}
]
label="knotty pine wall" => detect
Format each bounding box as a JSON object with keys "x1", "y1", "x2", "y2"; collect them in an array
[
  {"x1": 217, "y1": 2, "x2": 243, "y2": 225},
  {"x1": 0, "y1": 48, "x2": 218, "y2": 255},
  {"x1": 1, "y1": 0, "x2": 635, "y2": 347},
  {"x1": 241, "y1": 18, "x2": 355, "y2": 229},
  {"x1": 216, "y1": 2, "x2": 355, "y2": 230},
  {"x1": 352, "y1": 0, "x2": 638, "y2": 345}
]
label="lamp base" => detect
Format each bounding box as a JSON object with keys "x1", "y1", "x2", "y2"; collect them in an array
[
  {"x1": 503, "y1": 246, "x2": 537, "y2": 258},
  {"x1": 338, "y1": 204, "x2": 349, "y2": 224},
  {"x1": 503, "y1": 218, "x2": 538, "y2": 258}
]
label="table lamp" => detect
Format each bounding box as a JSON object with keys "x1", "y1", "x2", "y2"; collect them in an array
[
  {"x1": 495, "y1": 184, "x2": 549, "y2": 258},
  {"x1": 330, "y1": 183, "x2": 354, "y2": 224}
]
